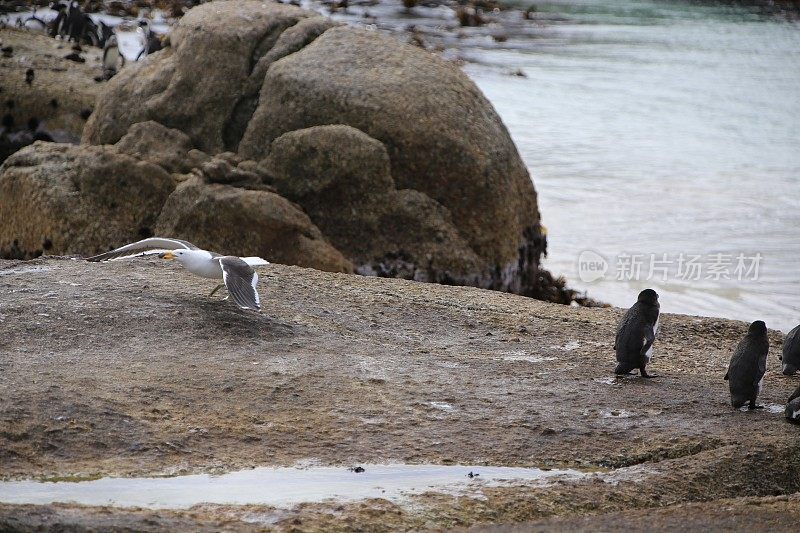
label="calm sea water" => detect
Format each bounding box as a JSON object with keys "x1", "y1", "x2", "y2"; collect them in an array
[
  {"x1": 319, "y1": 0, "x2": 799, "y2": 330},
  {"x1": 460, "y1": 0, "x2": 800, "y2": 331}
]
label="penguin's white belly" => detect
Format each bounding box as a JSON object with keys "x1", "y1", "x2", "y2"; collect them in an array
[
  {"x1": 757, "y1": 376, "x2": 764, "y2": 394},
  {"x1": 104, "y1": 47, "x2": 120, "y2": 70}
]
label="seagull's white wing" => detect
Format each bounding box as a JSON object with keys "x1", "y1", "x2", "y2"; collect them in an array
[
  {"x1": 219, "y1": 256, "x2": 260, "y2": 311},
  {"x1": 85, "y1": 237, "x2": 199, "y2": 262},
  {"x1": 241, "y1": 257, "x2": 269, "y2": 267}
]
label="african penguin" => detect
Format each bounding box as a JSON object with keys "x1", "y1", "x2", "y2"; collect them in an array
[
  {"x1": 23, "y1": 15, "x2": 47, "y2": 33},
  {"x1": 724, "y1": 320, "x2": 769, "y2": 410},
  {"x1": 779, "y1": 324, "x2": 800, "y2": 375},
  {"x1": 786, "y1": 385, "x2": 800, "y2": 424},
  {"x1": 614, "y1": 288, "x2": 660, "y2": 378},
  {"x1": 135, "y1": 20, "x2": 151, "y2": 61},
  {"x1": 102, "y1": 34, "x2": 124, "y2": 78}
]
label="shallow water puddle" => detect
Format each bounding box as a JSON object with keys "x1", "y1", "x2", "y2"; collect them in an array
[{"x1": 0, "y1": 464, "x2": 583, "y2": 510}]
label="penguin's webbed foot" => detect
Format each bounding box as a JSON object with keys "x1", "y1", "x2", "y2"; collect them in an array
[
  {"x1": 748, "y1": 402, "x2": 764, "y2": 410},
  {"x1": 640, "y1": 370, "x2": 658, "y2": 378}
]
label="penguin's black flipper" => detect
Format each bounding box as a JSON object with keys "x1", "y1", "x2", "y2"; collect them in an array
[
  {"x1": 640, "y1": 327, "x2": 656, "y2": 356},
  {"x1": 724, "y1": 371, "x2": 729, "y2": 380},
  {"x1": 788, "y1": 386, "x2": 800, "y2": 403}
]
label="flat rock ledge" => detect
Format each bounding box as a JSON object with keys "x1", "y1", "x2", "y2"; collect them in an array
[{"x1": 0, "y1": 257, "x2": 798, "y2": 531}]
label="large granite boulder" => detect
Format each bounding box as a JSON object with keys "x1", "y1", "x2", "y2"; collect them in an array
[
  {"x1": 0, "y1": 125, "x2": 350, "y2": 273},
  {"x1": 82, "y1": 0, "x2": 335, "y2": 153},
  {"x1": 155, "y1": 177, "x2": 353, "y2": 273},
  {"x1": 81, "y1": 0, "x2": 547, "y2": 295},
  {"x1": 0, "y1": 142, "x2": 174, "y2": 259},
  {"x1": 262, "y1": 125, "x2": 483, "y2": 281}
]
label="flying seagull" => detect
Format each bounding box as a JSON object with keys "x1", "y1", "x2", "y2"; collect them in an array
[{"x1": 85, "y1": 237, "x2": 268, "y2": 311}]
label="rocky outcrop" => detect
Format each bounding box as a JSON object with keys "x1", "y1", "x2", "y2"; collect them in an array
[
  {"x1": 81, "y1": 0, "x2": 548, "y2": 297},
  {"x1": 0, "y1": 142, "x2": 174, "y2": 259},
  {"x1": 0, "y1": 257, "x2": 797, "y2": 529},
  {"x1": 240, "y1": 24, "x2": 542, "y2": 285},
  {"x1": 82, "y1": 1, "x2": 333, "y2": 153},
  {"x1": 0, "y1": 28, "x2": 103, "y2": 160},
  {"x1": 113, "y1": 121, "x2": 199, "y2": 174},
  {"x1": 261, "y1": 125, "x2": 483, "y2": 281},
  {"x1": 0, "y1": 125, "x2": 350, "y2": 272},
  {"x1": 155, "y1": 177, "x2": 352, "y2": 273}
]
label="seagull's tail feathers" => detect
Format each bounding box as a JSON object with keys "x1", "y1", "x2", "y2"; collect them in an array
[{"x1": 242, "y1": 257, "x2": 270, "y2": 267}]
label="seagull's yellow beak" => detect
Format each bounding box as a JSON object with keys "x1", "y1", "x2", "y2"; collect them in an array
[{"x1": 159, "y1": 251, "x2": 175, "y2": 260}]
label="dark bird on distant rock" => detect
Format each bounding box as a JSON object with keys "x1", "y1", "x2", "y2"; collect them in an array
[
  {"x1": 1, "y1": 46, "x2": 13, "y2": 58},
  {"x1": 64, "y1": 52, "x2": 85, "y2": 63},
  {"x1": 786, "y1": 385, "x2": 800, "y2": 423},
  {"x1": 779, "y1": 324, "x2": 800, "y2": 375},
  {"x1": 25, "y1": 68, "x2": 34, "y2": 85},
  {"x1": 725, "y1": 320, "x2": 769, "y2": 410},
  {"x1": 50, "y1": 1, "x2": 68, "y2": 38},
  {"x1": 65, "y1": 0, "x2": 85, "y2": 42},
  {"x1": 614, "y1": 288, "x2": 660, "y2": 378}
]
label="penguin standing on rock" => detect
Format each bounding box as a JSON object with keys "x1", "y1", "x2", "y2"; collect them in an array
[
  {"x1": 724, "y1": 320, "x2": 769, "y2": 410},
  {"x1": 614, "y1": 288, "x2": 660, "y2": 378},
  {"x1": 779, "y1": 324, "x2": 800, "y2": 375},
  {"x1": 102, "y1": 34, "x2": 124, "y2": 79},
  {"x1": 785, "y1": 385, "x2": 800, "y2": 423}
]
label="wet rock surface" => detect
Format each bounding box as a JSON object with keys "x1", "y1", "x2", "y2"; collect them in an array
[{"x1": 0, "y1": 258, "x2": 798, "y2": 529}]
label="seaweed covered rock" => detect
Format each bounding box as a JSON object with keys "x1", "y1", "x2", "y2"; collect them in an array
[{"x1": 0, "y1": 28, "x2": 103, "y2": 163}]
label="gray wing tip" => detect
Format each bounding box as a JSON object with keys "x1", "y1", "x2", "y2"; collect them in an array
[{"x1": 220, "y1": 257, "x2": 261, "y2": 311}]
